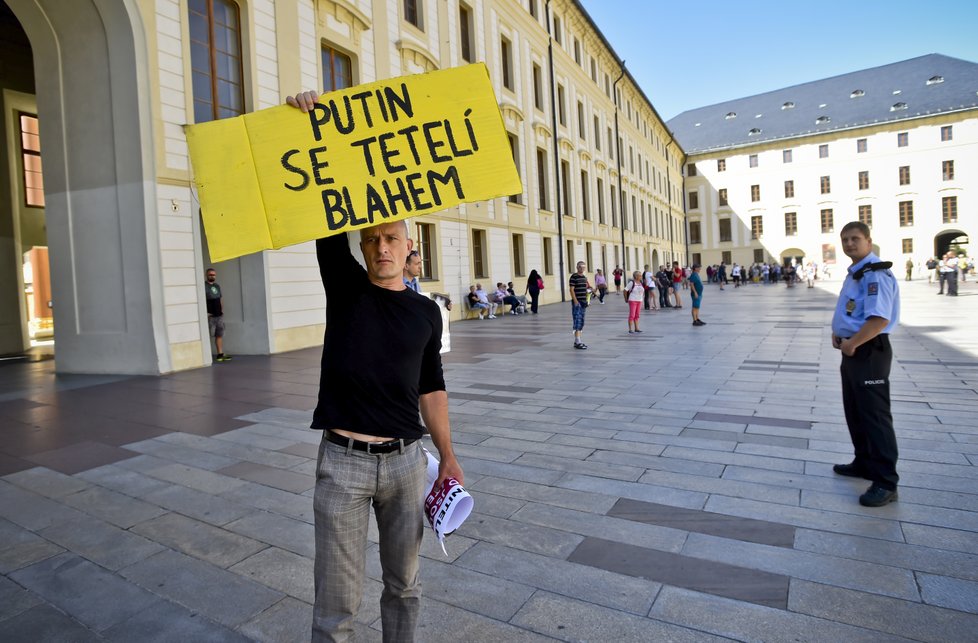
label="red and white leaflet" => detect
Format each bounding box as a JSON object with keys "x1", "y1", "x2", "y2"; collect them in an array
[{"x1": 423, "y1": 448, "x2": 474, "y2": 555}]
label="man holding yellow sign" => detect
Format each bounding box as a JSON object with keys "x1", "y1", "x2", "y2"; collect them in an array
[
  {"x1": 185, "y1": 63, "x2": 520, "y2": 261},
  {"x1": 187, "y1": 64, "x2": 519, "y2": 642}
]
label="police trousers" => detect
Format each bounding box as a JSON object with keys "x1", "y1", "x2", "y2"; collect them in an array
[{"x1": 840, "y1": 334, "x2": 899, "y2": 490}]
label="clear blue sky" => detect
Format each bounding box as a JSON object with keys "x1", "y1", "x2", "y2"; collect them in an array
[{"x1": 578, "y1": 0, "x2": 978, "y2": 122}]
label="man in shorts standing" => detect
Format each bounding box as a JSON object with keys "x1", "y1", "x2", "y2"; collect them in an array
[
  {"x1": 671, "y1": 261, "x2": 684, "y2": 308},
  {"x1": 569, "y1": 261, "x2": 590, "y2": 349},
  {"x1": 205, "y1": 268, "x2": 231, "y2": 362},
  {"x1": 689, "y1": 264, "x2": 705, "y2": 326}
]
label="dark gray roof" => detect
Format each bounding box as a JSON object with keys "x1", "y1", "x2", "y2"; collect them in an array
[{"x1": 667, "y1": 54, "x2": 978, "y2": 155}]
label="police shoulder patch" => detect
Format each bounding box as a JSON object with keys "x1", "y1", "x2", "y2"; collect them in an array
[{"x1": 867, "y1": 282, "x2": 879, "y2": 295}]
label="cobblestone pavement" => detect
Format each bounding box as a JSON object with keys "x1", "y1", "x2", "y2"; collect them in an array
[{"x1": 1, "y1": 274, "x2": 977, "y2": 641}]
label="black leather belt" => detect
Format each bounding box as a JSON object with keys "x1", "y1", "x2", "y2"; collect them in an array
[{"x1": 326, "y1": 430, "x2": 417, "y2": 454}]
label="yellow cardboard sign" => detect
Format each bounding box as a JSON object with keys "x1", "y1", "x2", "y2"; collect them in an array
[{"x1": 185, "y1": 63, "x2": 521, "y2": 262}]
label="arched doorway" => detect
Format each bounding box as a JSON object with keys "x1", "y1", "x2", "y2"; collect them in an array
[
  {"x1": 651, "y1": 248, "x2": 659, "y2": 269},
  {"x1": 0, "y1": 3, "x2": 40, "y2": 358},
  {"x1": 935, "y1": 229, "x2": 969, "y2": 258},
  {"x1": 4, "y1": 0, "x2": 170, "y2": 374},
  {"x1": 780, "y1": 247, "x2": 805, "y2": 267}
]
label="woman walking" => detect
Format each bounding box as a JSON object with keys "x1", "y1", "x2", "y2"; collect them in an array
[
  {"x1": 625, "y1": 270, "x2": 645, "y2": 334},
  {"x1": 594, "y1": 269, "x2": 608, "y2": 303},
  {"x1": 526, "y1": 269, "x2": 544, "y2": 314}
]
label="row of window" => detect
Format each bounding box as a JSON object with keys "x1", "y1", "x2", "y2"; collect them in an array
[
  {"x1": 521, "y1": 141, "x2": 679, "y2": 238},
  {"x1": 552, "y1": 2, "x2": 661, "y2": 144},
  {"x1": 534, "y1": 1, "x2": 614, "y2": 98},
  {"x1": 689, "y1": 161, "x2": 958, "y2": 209},
  {"x1": 700, "y1": 238, "x2": 924, "y2": 268},
  {"x1": 698, "y1": 235, "x2": 915, "y2": 265},
  {"x1": 696, "y1": 239, "x2": 918, "y2": 265},
  {"x1": 525, "y1": 0, "x2": 673, "y2": 158},
  {"x1": 688, "y1": 196, "x2": 959, "y2": 244},
  {"x1": 463, "y1": 224, "x2": 638, "y2": 281},
  {"x1": 524, "y1": 60, "x2": 663, "y2": 190},
  {"x1": 688, "y1": 125, "x2": 954, "y2": 176},
  {"x1": 697, "y1": 237, "x2": 920, "y2": 267},
  {"x1": 463, "y1": 0, "x2": 630, "y2": 135},
  {"x1": 452, "y1": 2, "x2": 681, "y2": 206},
  {"x1": 191, "y1": 0, "x2": 361, "y2": 121}
]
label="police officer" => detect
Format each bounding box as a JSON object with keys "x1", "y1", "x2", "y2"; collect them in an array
[{"x1": 831, "y1": 221, "x2": 900, "y2": 507}]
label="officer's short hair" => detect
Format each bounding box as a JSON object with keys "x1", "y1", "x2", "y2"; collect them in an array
[{"x1": 840, "y1": 221, "x2": 871, "y2": 237}]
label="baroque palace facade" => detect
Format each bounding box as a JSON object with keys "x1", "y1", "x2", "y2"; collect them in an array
[
  {"x1": 0, "y1": 0, "x2": 684, "y2": 374},
  {"x1": 669, "y1": 54, "x2": 977, "y2": 271}
]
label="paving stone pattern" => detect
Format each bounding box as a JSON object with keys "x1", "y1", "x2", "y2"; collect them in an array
[{"x1": 1, "y1": 277, "x2": 977, "y2": 640}]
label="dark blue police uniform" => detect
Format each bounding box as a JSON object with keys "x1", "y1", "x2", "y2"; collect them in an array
[{"x1": 831, "y1": 252, "x2": 900, "y2": 492}]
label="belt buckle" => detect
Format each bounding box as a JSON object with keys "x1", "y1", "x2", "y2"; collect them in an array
[{"x1": 366, "y1": 439, "x2": 397, "y2": 455}]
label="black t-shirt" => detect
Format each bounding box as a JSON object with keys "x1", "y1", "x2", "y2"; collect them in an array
[
  {"x1": 205, "y1": 282, "x2": 223, "y2": 316},
  {"x1": 311, "y1": 234, "x2": 445, "y2": 439}
]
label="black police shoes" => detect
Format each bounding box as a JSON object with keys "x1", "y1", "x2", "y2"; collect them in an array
[
  {"x1": 833, "y1": 462, "x2": 871, "y2": 480},
  {"x1": 859, "y1": 484, "x2": 898, "y2": 507}
]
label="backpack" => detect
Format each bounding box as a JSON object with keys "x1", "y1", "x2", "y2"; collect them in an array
[{"x1": 624, "y1": 281, "x2": 641, "y2": 302}]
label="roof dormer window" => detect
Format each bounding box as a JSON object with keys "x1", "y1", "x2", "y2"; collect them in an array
[
  {"x1": 748, "y1": 128, "x2": 761, "y2": 136},
  {"x1": 927, "y1": 75, "x2": 944, "y2": 85},
  {"x1": 725, "y1": 112, "x2": 737, "y2": 120},
  {"x1": 890, "y1": 102, "x2": 908, "y2": 111},
  {"x1": 781, "y1": 101, "x2": 795, "y2": 110},
  {"x1": 850, "y1": 89, "x2": 865, "y2": 98},
  {"x1": 815, "y1": 116, "x2": 830, "y2": 124}
]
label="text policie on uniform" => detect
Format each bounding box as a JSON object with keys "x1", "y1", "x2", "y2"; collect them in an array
[{"x1": 279, "y1": 82, "x2": 476, "y2": 229}]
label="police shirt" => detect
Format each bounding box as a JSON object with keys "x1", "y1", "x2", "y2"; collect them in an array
[{"x1": 831, "y1": 252, "x2": 900, "y2": 337}]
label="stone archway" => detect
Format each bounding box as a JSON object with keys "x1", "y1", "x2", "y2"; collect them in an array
[
  {"x1": 935, "y1": 229, "x2": 969, "y2": 258},
  {"x1": 5, "y1": 0, "x2": 169, "y2": 374},
  {"x1": 780, "y1": 247, "x2": 805, "y2": 267}
]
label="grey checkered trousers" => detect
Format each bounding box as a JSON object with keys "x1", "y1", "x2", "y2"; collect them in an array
[{"x1": 312, "y1": 436, "x2": 428, "y2": 642}]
